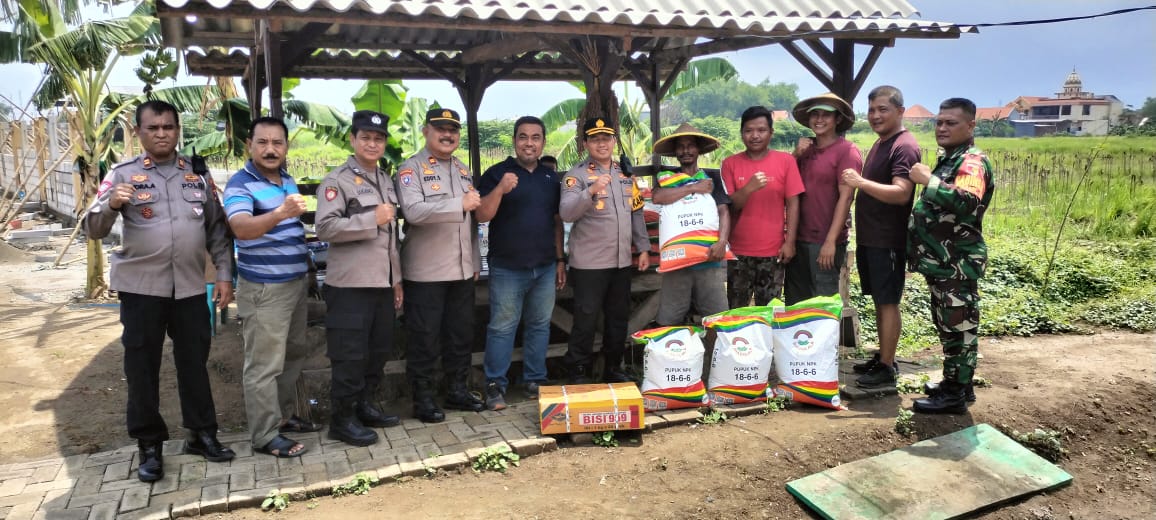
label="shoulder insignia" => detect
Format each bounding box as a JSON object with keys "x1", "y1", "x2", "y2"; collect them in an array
[
  {"x1": 177, "y1": 158, "x2": 187, "y2": 169},
  {"x1": 324, "y1": 186, "x2": 338, "y2": 201},
  {"x1": 564, "y1": 177, "x2": 578, "y2": 188},
  {"x1": 141, "y1": 157, "x2": 153, "y2": 169},
  {"x1": 398, "y1": 168, "x2": 414, "y2": 176},
  {"x1": 427, "y1": 156, "x2": 438, "y2": 165}
]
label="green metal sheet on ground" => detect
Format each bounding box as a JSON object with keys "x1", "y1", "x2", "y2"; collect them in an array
[{"x1": 786, "y1": 423, "x2": 1072, "y2": 520}]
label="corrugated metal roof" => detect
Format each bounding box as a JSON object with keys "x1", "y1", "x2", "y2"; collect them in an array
[
  {"x1": 163, "y1": 0, "x2": 926, "y2": 22},
  {"x1": 159, "y1": 0, "x2": 968, "y2": 41}
]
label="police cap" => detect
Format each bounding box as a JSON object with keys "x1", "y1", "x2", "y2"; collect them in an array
[
  {"x1": 352, "y1": 110, "x2": 389, "y2": 136},
  {"x1": 582, "y1": 117, "x2": 616, "y2": 139},
  {"x1": 425, "y1": 108, "x2": 461, "y2": 128}
]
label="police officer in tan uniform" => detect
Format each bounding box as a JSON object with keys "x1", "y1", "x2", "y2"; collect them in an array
[
  {"x1": 316, "y1": 110, "x2": 404, "y2": 446},
  {"x1": 83, "y1": 100, "x2": 235, "y2": 482},
  {"x1": 395, "y1": 108, "x2": 485, "y2": 423},
  {"x1": 559, "y1": 117, "x2": 650, "y2": 383}
]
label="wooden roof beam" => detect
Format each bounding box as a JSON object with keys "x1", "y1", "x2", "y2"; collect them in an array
[{"x1": 461, "y1": 35, "x2": 545, "y2": 65}]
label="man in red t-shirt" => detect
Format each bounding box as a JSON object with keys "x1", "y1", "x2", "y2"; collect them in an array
[
  {"x1": 841, "y1": 85, "x2": 919, "y2": 388},
  {"x1": 721, "y1": 106, "x2": 805, "y2": 308},
  {"x1": 787, "y1": 93, "x2": 862, "y2": 305}
]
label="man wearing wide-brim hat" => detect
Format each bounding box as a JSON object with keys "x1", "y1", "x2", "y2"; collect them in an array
[
  {"x1": 784, "y1": 92, "x2": 863, "y2": 306},
  {"x1": 650, "y1": 123, "x2": 732, "y2": 327}
]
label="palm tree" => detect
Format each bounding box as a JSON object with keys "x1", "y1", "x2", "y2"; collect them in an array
[{"x1": 540, "y1": 58, "x2": 737, "y2": 168}]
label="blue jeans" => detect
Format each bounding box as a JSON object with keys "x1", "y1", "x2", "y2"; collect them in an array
[{"x1": 483, "y1": 264, "x2": 556, "y2": 392}]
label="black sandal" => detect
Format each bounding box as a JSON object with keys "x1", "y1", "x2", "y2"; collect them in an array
[
  {"x1": 259, "y1": 435, "x2": 306, "y2": 458},
  {"x1": 279, "y1": 415, "x2": 322, "y2": 433}
]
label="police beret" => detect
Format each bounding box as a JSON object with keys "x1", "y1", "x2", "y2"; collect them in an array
[
  {"x1": 352, "y1": 110, "x2": 389, "y2": 135},
  {"x1": 425, "y1": 108, "x2": 461, "y2": 128},
  {"x1": 582, "y1": 117, "x2": 615, "y2": 138}
]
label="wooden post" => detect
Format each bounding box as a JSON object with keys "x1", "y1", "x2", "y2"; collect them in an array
[
  {"x1": 34, "y1": 118, "x2": 47, "y2": 202},
  {"x1": 263, "y1": 20, "x2": 284, "y2": 119}
]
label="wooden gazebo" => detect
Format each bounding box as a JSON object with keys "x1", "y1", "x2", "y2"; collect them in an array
[{"x1": 157, "y1": 0, "x2": 972, "y2": 171}]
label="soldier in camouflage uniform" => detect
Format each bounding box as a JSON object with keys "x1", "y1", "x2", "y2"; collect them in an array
[{"x1": 906, "y1": 98, "x2": 994, "y2": 414}]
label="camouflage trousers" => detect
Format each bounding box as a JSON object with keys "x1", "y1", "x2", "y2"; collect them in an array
[
  {"x1": 926, "y1": 276, "x2": 980, "y2": 384},
  {"x1": 728, "y1": 256, "x2": 785, "y2": 309}
]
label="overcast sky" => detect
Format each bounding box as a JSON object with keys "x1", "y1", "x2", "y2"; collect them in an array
[{"x1": 3, "y1": 1, "x2": 1154, "y2": 118}]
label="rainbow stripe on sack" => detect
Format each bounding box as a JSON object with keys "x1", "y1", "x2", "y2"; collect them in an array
[
  {"x1": 708, "y1": 383, "x2": 768, "y2": 404},
  {"x1": 631, "y1": 325, "x2": 703, "y2": 343},
  {"x1": 773, "y1": 381, "x2": 844, "y2": 410},
  {"x1": 643, "y1": 381, "x2": 707, "y2": 410},
  {"x1": 657, "y1": 170, "x2": 708, "y2": 188},
  {"x1": 768, "y1": 296, "x2": 843, "y2": 327},
  {"x1": 702, "y1": 309, "x2": 771, "y2": 333}
]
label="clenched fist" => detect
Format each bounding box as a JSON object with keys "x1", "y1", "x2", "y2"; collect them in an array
[
  {"x1": 499, "y1": 172, "x2": 518, "y2": 194},
  {"x1": 462, "y1": 191, "x2": 482, "y2": 211},
  {"x1": 278, "y1": 193, "x2": 308, "y2": 219},
  {"x1": 744, "y1": 172, "x2": 768, "y2": 193},
  {"x1": 588, "y1": 174, "x2": 611, "y2": 196},
  {"x1": 108, "y1": 183, "x2": 136, "y2": 210},
  {"x1": 375, "y1": 203, "x2": 396, "y2": 225}
]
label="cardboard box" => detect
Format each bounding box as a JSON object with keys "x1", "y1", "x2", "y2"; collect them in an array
[{"x1": 538, "y1": 383, "x2": 645, "y2": 435}]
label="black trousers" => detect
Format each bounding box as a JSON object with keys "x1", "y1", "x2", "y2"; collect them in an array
[
  {"x1": 323, "y1": 285, "x2": 394, "y2": 401},
  {"x1": 403, "y1": 279, "x2": 475, "y2": 389},
  {"x1": 564, "y1": 267, "x2": 632, "y2": 370},
  {"x1": 119, "y1": 292, "x2": 217, "y2": 444}
]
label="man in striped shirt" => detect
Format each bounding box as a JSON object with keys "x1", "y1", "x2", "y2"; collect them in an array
[{"x1": 223, "y1": 117, "x2": 317, "y2": 458}]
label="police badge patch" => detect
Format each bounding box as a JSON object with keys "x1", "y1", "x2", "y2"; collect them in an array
[
  {"x1": 564, "y1": 177, "x2": 577, "y2": 188},
  {"x1": 325, "y1": 186, "x2": 338, "y2": 201}
]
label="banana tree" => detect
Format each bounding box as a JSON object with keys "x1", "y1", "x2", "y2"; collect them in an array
[{"x1": 17, "y1": 0, "x2": 216, "y2": 297}]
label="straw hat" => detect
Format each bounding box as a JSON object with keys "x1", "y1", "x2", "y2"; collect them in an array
[
  {"x1": 652, "y1": 123, "x2": 721, "y2": 156},
  {"x1": 792, "y1": 93, "x2": 855, "y2": 133}
]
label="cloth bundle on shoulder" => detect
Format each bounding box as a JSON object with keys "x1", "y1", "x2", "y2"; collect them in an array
[
  {"x1": 702, "y1": 307, "x2": 774, "y2": 404},
  {"x1": 768, "y1": 296, "x2": 845, "y2": 410},
  {"x1": 631, "y1": 326, "x2": 708, "y2": 411},
  {"x1": 655, "y1": 170, "x2": 734, "y2": 272}
]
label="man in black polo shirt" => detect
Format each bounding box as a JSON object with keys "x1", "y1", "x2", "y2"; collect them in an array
[{"x1": 476, "y1": 116, "x2": 565, "y2": 410}]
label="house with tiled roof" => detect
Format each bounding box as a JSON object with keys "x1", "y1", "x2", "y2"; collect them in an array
[
  {"x1": 1006, "y1": 70, "x2": 1124, "y2": 136},
  {"x1": 903, "y1": 104, "x2": 934, "y2": 125}
]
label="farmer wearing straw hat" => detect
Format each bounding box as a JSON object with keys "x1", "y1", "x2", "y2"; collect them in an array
[
  {"x1": 650, "y1": 123, "x2": 732, "y2": 325},
  {"x1": 785, "y1": 93, "x2": 863, "y2": 304}
]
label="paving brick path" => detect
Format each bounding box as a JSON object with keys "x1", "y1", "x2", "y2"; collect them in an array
[
  {"x1": 0, "y1": 398, "x2": 745, "y2": 520},
  {"x1": 0, "y1": 357, "x2": 901, "y2": 520}
]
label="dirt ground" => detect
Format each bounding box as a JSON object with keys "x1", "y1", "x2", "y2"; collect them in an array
[{"x1": 1, "y1": 241, "x2": 1154, "y2": 519}]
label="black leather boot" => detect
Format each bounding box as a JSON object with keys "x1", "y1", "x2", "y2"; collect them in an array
[
  {"x1": 569, "y1": 364, "x2": 592, "y2": 385},
  {"x1": 137, "y1": 442, "x2": 164, "y2": 482},
  {"x1": 912, "y1": 380, "x2": 970, "y2": 414},
  {"x1": 923, "y1": 379, "x2": 977, "y2": 403},
  {"x1": 184, "y1": 430, "x2": 236, "y2": 462},
  {"x1": 328, "y1": 399, "x2": 378, "y2": 446},
  {"x1": 445, "y1": 381, "x2": 485, "y2": 412},
  {"x1": 357, "y1": 383, "x2": 400, "y2": 428},
  {"x1": 412, "y1": 381, "x2": 445, "y2": 423}
]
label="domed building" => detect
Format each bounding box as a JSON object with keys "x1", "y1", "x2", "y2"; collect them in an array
[{"x1": 1005, "y1": 69, "x2": 1124, "y2": 136}]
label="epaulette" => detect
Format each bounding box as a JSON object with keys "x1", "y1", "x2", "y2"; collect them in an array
[{"x1": 109, "y1": 155, "x2": 142, "y2": 171}]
